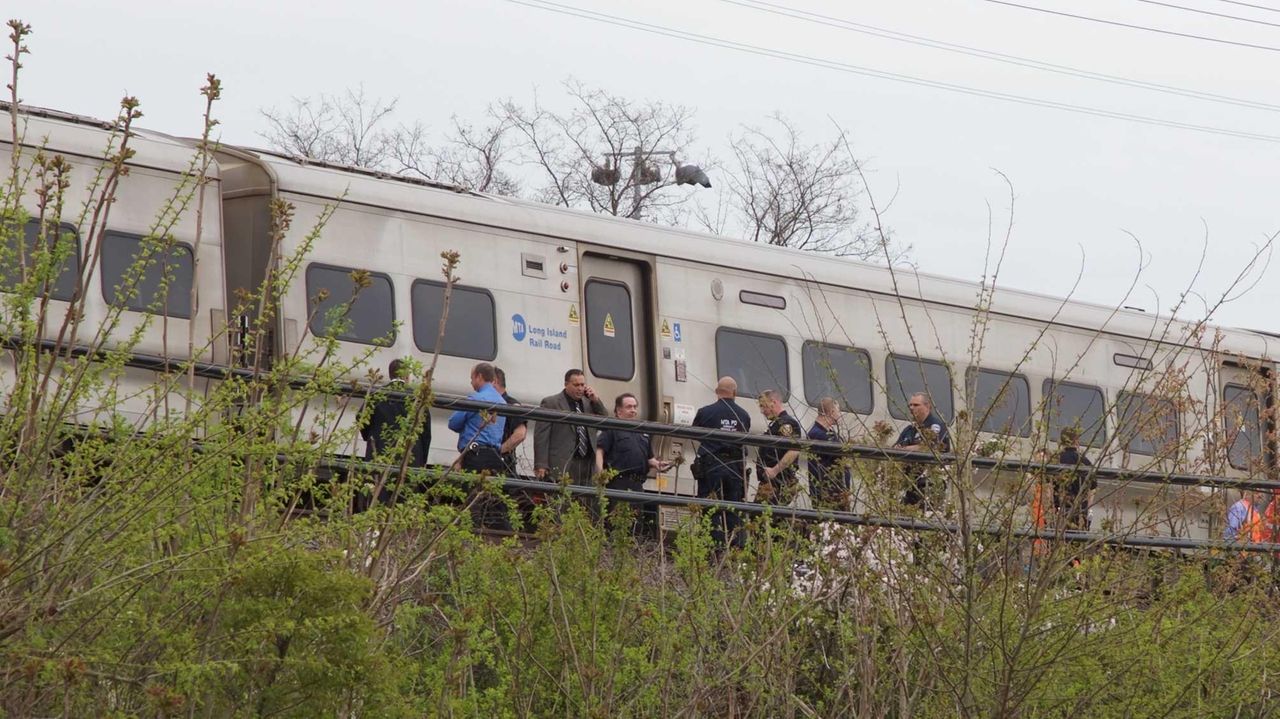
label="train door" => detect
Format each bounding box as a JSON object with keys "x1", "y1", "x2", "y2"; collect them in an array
[
  {"x1": 1214, "y1": 362, "x2": 1273, "y2": 537},
  {"x1": 578, "y1": 250, "x2": 656, "y2": 419}
]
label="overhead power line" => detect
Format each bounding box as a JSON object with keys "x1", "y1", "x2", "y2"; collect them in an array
[
  {"x1": 505, "y1": 0, "x2": 1280, "y2": 144},
  {"x1": 1133, "y1": 0, "x2": 1280, "y2": 28},
  {"x1": 1216, "y1": 0, "x2": 1280, "y2": 14},
  {"x1": 981, "y1": 0, "x2": 1280, "y2": 53},
  {"x1": 723, "y1": 0, "x2": 1280, "y2": 113}
]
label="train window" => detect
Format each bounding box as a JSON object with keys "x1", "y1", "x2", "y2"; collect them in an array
[
  {"x1": 966, "y1": 368, "x2": 1031, "y2": 437},
  {"x1": 100, "y1": 231, "x2": 194, "y2": 319},
  {"x1": 739, "y1": 290, "x2": 786, "y2": 310},
  {"x1": 1041, "y1": 380, "x2": 1107, "y2": 448},
  {"x1": 1113, "y1": 353, "x2": 1153, "y2": 370},
  {"x1": 1222, "y1": 384, "x2": 1262, "y2": 471},
  {"x1": 584, "y1": 279, "x2": 635, "y2": 380},
  {"x1": 1, "y1": 219, "x2": 80, "y2": 301},
  {"x1": 1117, "y1": 391, "x2": 1179, "y2": 456},
  {"x1": 886, "y1": 355, "x2": 953, "y2": 421},
  {"x1": 716, "y1": 327, "x2": 789, "y2": 400},
  {"x1": 802, "y1": 341, "x2": 872, "y2": 414},
  {"x1": 305, "y1": 263, "x2": 395, "y2": 346},
  {"x1": 411, "y1": 280, "x2": 496, "y2": 360}
]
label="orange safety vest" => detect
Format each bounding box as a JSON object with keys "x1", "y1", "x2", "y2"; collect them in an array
[
  {"x1": 1263, "y1": 498, "x2": 1280, "y2": 544},
  {"x1": 1237, "y1": 499, "x2": 1263, "y2": 544},
  {"x1": 1031, "y1": 480, "x2": 1048, "y2": 557}
]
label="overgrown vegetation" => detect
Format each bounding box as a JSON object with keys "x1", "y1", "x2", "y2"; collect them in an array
[{"x1": 2, "y1": 18, "x2": 1279, "y2": 718}]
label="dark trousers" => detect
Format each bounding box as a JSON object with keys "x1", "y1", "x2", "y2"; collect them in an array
[
  {"x1": 755, "y1": 466, "x2": 798, "y2": 505},
  {"x1": 606, "y1": 474, "x2": 655, "y2": 536},
  {"x1": 809, "y1": 468, "x2": 848, "y2": 510},
  {"x1": 903, "y1": 471, "x2": 945, "y2": 510},
  {"x1": 462, "y1": 446, "x2": 509, "y2": 529},
  {"x1": 565, "y1": 455, "x2": 595, "y2": 486},
  {"x1": 698, "y1": 462, "x2": 745, "y2": 546}
]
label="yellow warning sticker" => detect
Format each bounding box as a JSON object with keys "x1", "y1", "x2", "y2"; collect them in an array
[
  {"x1": 568, "y1": 304, "x2": 580, "y2": 326},
  {"x1": 660, "y1": 318, "x2": 672, "y2": 339},
  {"x1": 603, "y1": 312, "x2": 616, "y2": 338}
]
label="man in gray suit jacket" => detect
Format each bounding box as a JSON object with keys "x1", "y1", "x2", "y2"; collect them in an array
[{"x1": 535, "y1": 368, "x2": 608, "y2": 485}]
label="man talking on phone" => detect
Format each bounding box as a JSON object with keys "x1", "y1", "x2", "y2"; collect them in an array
[{"x1": 534, "y1": 368, "x2": 608, "y2": 486}]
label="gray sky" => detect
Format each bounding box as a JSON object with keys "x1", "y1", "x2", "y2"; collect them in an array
[{"x1": 12, "y1": 0, "x2": 1280, "y2": 330}]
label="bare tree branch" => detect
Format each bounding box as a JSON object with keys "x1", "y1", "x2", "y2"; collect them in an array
[{"x1": 720, "y1": 114, "x2": 907, "y2": 262}]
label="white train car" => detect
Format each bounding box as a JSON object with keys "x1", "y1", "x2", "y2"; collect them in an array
[
  {"x1": 217, "y1": 145, "x2": 1274, "y2": 538},
  {"x1": 1, "y1": 107, "x2": 227, "y2": 427},
  {"x1": 4, "y1": 106, "x2": 1273, "y2": 541}
]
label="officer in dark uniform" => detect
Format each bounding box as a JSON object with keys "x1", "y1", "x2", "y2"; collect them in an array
[
  {"x1": 596, "y1": 393, "x2": 670, "y2": 534},
  {"x1": 692, "y1": 376, "x2": 751, "y2": 545},
  {"x1": 807, "y1": 396, "x2": 848, "y2": 510},
  {"x1": 756, "y1": 389, "x2": 801, "y2": 505},
  {"x1": 494, "y1": 367, "x2": 527, "y2": 476},
  {"x1": 1051, "y1": 426, "x2": 1095, "y2": 530},
  {"x1": 358, "y1": 358, "x2": 430, "y2": 510},
  {"x1": 596, "y1": 393, "x2": 669, "y2": 491},
  {"x1": 894, "y1": 392, "x2": 951, "y2": 509}
]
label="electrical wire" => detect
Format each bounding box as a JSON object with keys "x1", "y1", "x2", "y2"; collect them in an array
[
  {"x1": 1133, "y1": 0, "x2": 1280, "y2": 28},
  {"x1": 981, "y1": 0, "x2": 1280, "y2": 52},
  {"x1": 723, "y1": 0, "x2": 1280, "y2": 113},
  {"x1": 1216, "y1": 0, "x2": 1280, "y2": 14},
  {"x1": 505, "y1": 0, "x2": 1280, "y2": 143}
]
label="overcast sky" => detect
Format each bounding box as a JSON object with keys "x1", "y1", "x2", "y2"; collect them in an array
[{"x1": 12, "y1": 0, "x2": 1280, "y2": 330}]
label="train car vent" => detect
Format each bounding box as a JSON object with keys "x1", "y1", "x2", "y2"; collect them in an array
[
  {"x1": 739, "y1": 290, "x2": 786, "y2": 310},
  {"x1": 521, "y1": 253, "x2": 547, "y2": 279},
  {"x1": 1113, "y1": 353, "x2": 1153, "y2": 370}
]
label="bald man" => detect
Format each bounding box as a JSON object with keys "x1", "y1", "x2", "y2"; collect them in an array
[{"x1": 692, "y1": 376, "x2": 752, "y2": 544}]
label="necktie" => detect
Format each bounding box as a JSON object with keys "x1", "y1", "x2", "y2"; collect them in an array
[{"x1": 574, "y1": 400, "x2": 589, "y2": 457}]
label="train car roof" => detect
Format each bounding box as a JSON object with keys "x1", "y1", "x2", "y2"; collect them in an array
[
  {"x1": 250, "y1": 150, "x2": 1275, "y2": 362},
  {"x1": 1, "y1": 104, "x2": 217, "y2": 177}
]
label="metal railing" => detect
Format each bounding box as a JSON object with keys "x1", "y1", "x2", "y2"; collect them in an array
[{"x1": 10, "y1": 335, "x2": 1279, "y2": 553}]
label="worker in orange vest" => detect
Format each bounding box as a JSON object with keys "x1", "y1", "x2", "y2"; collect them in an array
[
  {"x1": 1224, "y1": 489, "x2": 1264, "y2": 544},
  {"x1": 1262, "y1": 491, "x2": 1280, "y2": 543}
]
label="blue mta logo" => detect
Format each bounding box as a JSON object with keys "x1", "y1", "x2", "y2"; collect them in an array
[{"x1": 511, "y1": 314, "x2": 527, "y2": 342}]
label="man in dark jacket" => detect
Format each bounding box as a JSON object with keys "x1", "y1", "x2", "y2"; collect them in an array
[
  {"x1": 1052, "y1": 426, "x2": 1095, "y2": 530},
  {"x1": 358, "y1": 358, "x2": 430, "y2": 510},
  {"x1": 534, "y1": 369, "x2": 608, "y2": 485},
  {"x1": 360, "y1": 358, "x2": 430, "y2": 467},
  {"x1": 894, "y1": 392, "x2": 951, "y2": 509}
]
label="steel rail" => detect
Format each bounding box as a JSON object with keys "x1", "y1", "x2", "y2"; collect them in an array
[
  {"x1": 322, "y1": 456, "x2": 1280, "y2": 554},
  {"x1": 11, "y1": 335, "x2": 1279, "y2": 492}
]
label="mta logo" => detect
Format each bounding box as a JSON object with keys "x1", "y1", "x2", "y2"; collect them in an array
[{"x1": 511, "y1": 314, "x2": 527, "y2": 342}]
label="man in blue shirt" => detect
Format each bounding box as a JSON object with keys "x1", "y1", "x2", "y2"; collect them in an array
[{"x1": 448, "y1": 362, "x2": 507, "y2": 473}]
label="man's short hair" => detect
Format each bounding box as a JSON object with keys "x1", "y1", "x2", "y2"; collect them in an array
[
  {"x1": 472, "y1": 363, "x2": 497, "y2": 383},
  {"x1": 564, "y1": 368, "x2": 585, "y2": 384},
  {"x1": 910, "y1": 392, "x2": 933, "y2": 409},
  {"x1": 818, "y1": 396, "x2": 839, "y2": 414},
  {"x1": 494, "y1": 367, "x2": 507, "y2": 386},
  {"x1": 388, "y1": 358, "x2": 408, "y2": 381},
  {"x1": 759, "y1": 389, "x2": 782, "y2": 404},
  {"x1": 615, "y1": 392, "x2": 638, "y2": 410}
]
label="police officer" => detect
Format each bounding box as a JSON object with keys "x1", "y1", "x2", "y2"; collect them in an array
[
  {"x1": 692, "y1": 376, "x2": 751, "y2": 545},
  {"x1": 1051, "y1": 426, "x2": 1095, "y2": 530},
  {"x1": 756, "y1": 389, "x2": 801, "y2": 505},
  {"x1": 595, "y1": 393, "x2": 669, "y2": 492},
  {"x1": 807, "y1": 396, "x2": 848, "y2": 510},
  {"x1": 493, "y1": 367, "x2": 527, "y2": 476},
  {"x1": 894, "y1": 392, "x2": 951, "y2": 509}
]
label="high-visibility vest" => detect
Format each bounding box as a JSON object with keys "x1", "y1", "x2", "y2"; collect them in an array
[
  {"x1": 1265, "y1": 499, "x2": 1280, "y2": 544},
  {"x1": 1239, "y1": 500, "x2": 1263, "y2": 544}
]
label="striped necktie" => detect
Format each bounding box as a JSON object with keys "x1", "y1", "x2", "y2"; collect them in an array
[{"x1": 573, "y1": 399, "x2": 589, "y2": 457}]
